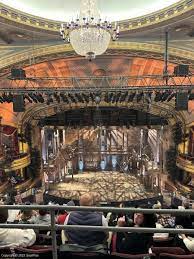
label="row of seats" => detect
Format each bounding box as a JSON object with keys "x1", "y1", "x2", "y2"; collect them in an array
[{"x1": 1, "y1": 246, "x2": 194, "y2": 259}]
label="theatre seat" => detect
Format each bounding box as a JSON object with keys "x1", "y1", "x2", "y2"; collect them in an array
[
  {"x1": 152, "y1": 237, "x2": 174, "y2": 247},
  {"x1": 151, "y1": 246, "x2": 186, "y2": 257},
  {"x1": 159, "y1": 253, "x2": 194, "y2": 258},
  {"x1": 14, "y1": 245, "x2": 53, "y2": 259},
  {"x1": 111, "y1": 252, "x2": 156, "y2": 258}
]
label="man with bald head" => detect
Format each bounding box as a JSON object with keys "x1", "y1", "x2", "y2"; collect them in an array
[{"x1": 63, "y1": 193, "x2": 108, "y2": 246}]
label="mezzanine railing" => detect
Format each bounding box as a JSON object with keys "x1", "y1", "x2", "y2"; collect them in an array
[{"x1": 1, "y1": 205, "x2": 194, "y2": 259}]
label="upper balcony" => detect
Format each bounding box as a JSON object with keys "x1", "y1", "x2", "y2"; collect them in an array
[
  {"x1": 176, "y1": 154, "x2": 194, "y2": 174},
  {"x1": 2, "y1": 152, "x2": 31, "y2": 172}
]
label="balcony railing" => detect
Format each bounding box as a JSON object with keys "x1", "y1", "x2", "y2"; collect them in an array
[
  {"x1": 1, "y1": 205, "x2": 194, "y2": 259},
  {"x1": 177, "y1": 154, "x2": 194, "y2": 174},
  {"x1": 4, "y1": 153, "x2": 31, "y2": 172}
]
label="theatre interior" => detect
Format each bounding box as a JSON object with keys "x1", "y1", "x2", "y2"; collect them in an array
[{"x1": 0, "y1": 0, "x2": 194, "y2": 258}]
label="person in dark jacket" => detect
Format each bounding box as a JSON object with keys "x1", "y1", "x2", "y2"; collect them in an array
[
  {"x1": 62, "y1": 193, "x2": 108, "y2": 246},
  {"x1": 115, "y1": 210, "x2": 156, "y2": 254}
]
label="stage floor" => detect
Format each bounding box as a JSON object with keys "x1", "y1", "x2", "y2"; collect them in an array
[{"x1": 48, "y1": 171, "x2": 154, "y2": 202}]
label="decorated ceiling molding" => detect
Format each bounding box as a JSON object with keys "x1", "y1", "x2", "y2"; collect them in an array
[{"x1": 0, "y1": 0, "x2": 192, "y2": 33}]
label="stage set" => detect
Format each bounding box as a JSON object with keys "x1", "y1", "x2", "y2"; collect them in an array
[{"x1": 41, "y1": 119, "x2": 169, "y2": 204}]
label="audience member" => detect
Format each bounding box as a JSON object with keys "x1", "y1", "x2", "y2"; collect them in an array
[
  {"x1": 62, "y1": 192, "x2": 108, "y2": 246},
  {"x1": 57, "y1": 200, "x2": 75, "y2": 225},
  {"x1": 0, "y1": 208, "x2": 36, "y2": 247},
  {"x1": 115, "y1": 208, "x2": 156, "y2": 254}
]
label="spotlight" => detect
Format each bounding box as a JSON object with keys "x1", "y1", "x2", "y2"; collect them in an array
[
  {"x1": 68, "y1": 93, "x2": 77, "y2": 103},
  {"x1": 60, "y1": 93, "x2": 69, "y2": 103},
  {"x1": 167, "y1": 92, "x2": 176, "y2": 102},
  {"x1": 82, "y1": 93, "x2": 90, "y2": 103},
  {"x1": 36, "y1": 94, "x2": 45, "y2": 103},
  {"x1": 89, "y1": 92, "x2": 95, "y2": 102},
  {"x1": 128, "y1": 92, "x2": 136, "y2": 102},
  {"x1": 28, "y1": 93, "x2": 38, "y2": 103},
  {"x1": 24, "y1": 94, "x2": 33, "y2": 103},
  {"x1": 154, "y1": 92, "x2": 162, "y2": 102},
  {"x1": 136, "y1": 92, "x2": 144, "y2": 102},
  {"x1": 53, "y1": 93, "x2": 60, "y2": 103},
  {"x1": 95, "y1": 95, "x2": 101, "y2": 104},
  {"x1": 161, "y1": 91, "x2": 170, "y2": 102},
  {"x1": 75, "y1": 93, "x2": 84, "y2": 103},
  {"x1": 46, "y1": 94, "x2": 54, "y2": 105},
  {"x1": 11, "y1": 68, "x2": 26, "y2": 79},
  {"x1": 120, "y1": 92, "x2": 128, "y2": 102}
]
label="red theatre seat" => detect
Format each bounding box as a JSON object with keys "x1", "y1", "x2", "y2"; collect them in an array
[
  {"x1": 159, "y1": 253, "x2": 194, "y2": 259},
  {"x1": 111, "y1": 252, "x2": 156, "y2": 258},
  {"x1": 151, "y1": 246, "x2": 186, "y2": 257},
  {"x1": 14, "y1": 245, "x2": 53, "y2": 259}
]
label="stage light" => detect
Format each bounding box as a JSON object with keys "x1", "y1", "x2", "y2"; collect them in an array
[
  {"x1": 108, "y1": 92, "x2": 114, "y2": 102},
  {"x1": 145, "y1": 92, "x2": 152, "y2": 104},
  {"x1": 11, "y1": 68, "x2": 26, "y2": 79},
  {"x1": 36, "y1": 94, "x2": 45, "y2": 103},
  {"x1": 154, "y1": 91, "x2": 163, "y2": 102},
  {"x1": 111, "y1": 93, "x2": 117, "y2": 103},
  {"x1": 95, "y1": 95, "x2": 101, "y2": 104},
  {"x1": 167, "y1": 92, "x2": 176, "y2": 102},
  {"x1": 68, "y1": 93, "x2": 77, "y2": 103},
  {"x1": 28, "y1": 93, "x2": 38, "y2": 103},
  {"x1": 114, "y1": 92, "x2": 121, "y2": 103},
  {"x1": 136, "y1": 92, "x2": 144, "y2": 102},
  {"x1": 82, "y1": 93, "x2": 90, "y2": 103},
  {"x1": 75, "y1": 93, "x2": 84, "y2": 103},
  {"x1": 161, "y1": 91, "x2": 170, "y2": 101},
  {"x1": 120, "y1": 92, "x2": 128, "y2": 102},
  {"x1": 46, "y1": 94, "x2": 54, "y2": 105},
  {"x1": 24, "y1": 94, "x2": 33, "y2": 103},
  {"x1": 104, "y1": 92, "x2": 108, "y2": 103},
  {"x1": 53, "y1": 93, "x2": 60, "y2": 103},
  {"x1": 60, "y1": 93, "x2": 69, "y2": 103},
  {"x1": 128, "y1": 92, "x2": 136, "y2": 102}
]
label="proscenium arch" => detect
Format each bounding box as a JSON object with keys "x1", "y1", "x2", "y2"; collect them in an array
[{"x1": 18, "y1": 101, "x2": 187, "y2": 133}]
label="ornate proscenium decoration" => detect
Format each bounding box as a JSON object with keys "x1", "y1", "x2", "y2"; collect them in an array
[{"x1": 60, "y1": 0, "x2": 119, "y2": 60}]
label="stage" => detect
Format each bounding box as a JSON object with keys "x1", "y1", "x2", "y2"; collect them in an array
[{"x1": 48, "y1": 171, "x2": 154, "y2": 203}]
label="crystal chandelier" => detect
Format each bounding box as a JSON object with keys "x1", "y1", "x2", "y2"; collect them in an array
[{"x1": 60, "y1": 0, "x2": 119, "y2": 60}]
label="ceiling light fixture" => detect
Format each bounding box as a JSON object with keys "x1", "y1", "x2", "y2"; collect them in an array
[{"x1": 60, "y1": 0, "x2": 119, "y2": 60}]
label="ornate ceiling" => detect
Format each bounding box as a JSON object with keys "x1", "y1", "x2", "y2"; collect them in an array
[
  {"x1": 24, "y1": 57, "x2": 175, "y2": 77},
  {"x1": 0, "y1": 0, "x2": 181, "y2": 21},
  {"x1": 0, "y1": 0, "x2": 193, "y2": 129}
]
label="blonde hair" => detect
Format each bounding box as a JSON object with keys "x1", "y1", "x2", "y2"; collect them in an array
[{"x1": 79, "y1": 193, "x2": 94, "y2": 206}]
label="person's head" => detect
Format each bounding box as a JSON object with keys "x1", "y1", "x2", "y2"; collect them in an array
[
  {"x1": 133, "y1": 213, "x2": 144, "y2": 226},
  {"x1": 79, "y1": 193, "x2": 94, "y2": 206},
  {"x1": 0, "y1": 208, "x2": 8, "y2": 223},
  {"x1": 21, "y1": 210, "x2": 33, "y2": 220},
  {"x1": 39, "y1": 209, "x2": 49, "y2": 216}
]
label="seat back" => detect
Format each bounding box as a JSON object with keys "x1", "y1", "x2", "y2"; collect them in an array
[
  {"x1": 151, "y1": 246, "x2": 185, "y2": 256},
  {"x1": 111, "y1": 252, "x2": 156, "y2": 258},
  {"x1": 159, "y1": 253, "x2": 194, "y2": 258},
  {"x1": 152, "y1": 237, "x2": 174, "y2": 247},
  {"x1": 15, "y1": 245, "x2": 53, "y2": 259}
]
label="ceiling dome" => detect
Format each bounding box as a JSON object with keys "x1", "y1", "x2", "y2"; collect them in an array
[{"x1": 0, "y1": 0, "x2": 180, "y2": 21}]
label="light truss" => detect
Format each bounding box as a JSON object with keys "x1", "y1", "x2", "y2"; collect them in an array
[{"x1": 0, "y1": 74, "x2": 193, "y2": 93}]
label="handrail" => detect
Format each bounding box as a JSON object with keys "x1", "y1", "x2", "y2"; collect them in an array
[
  {"x1": 1, "y1": 205, "x2": 194, "y2": 214},
  {"x1": 1, "y1": 205, "x2": 194, "y2": 259}
]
